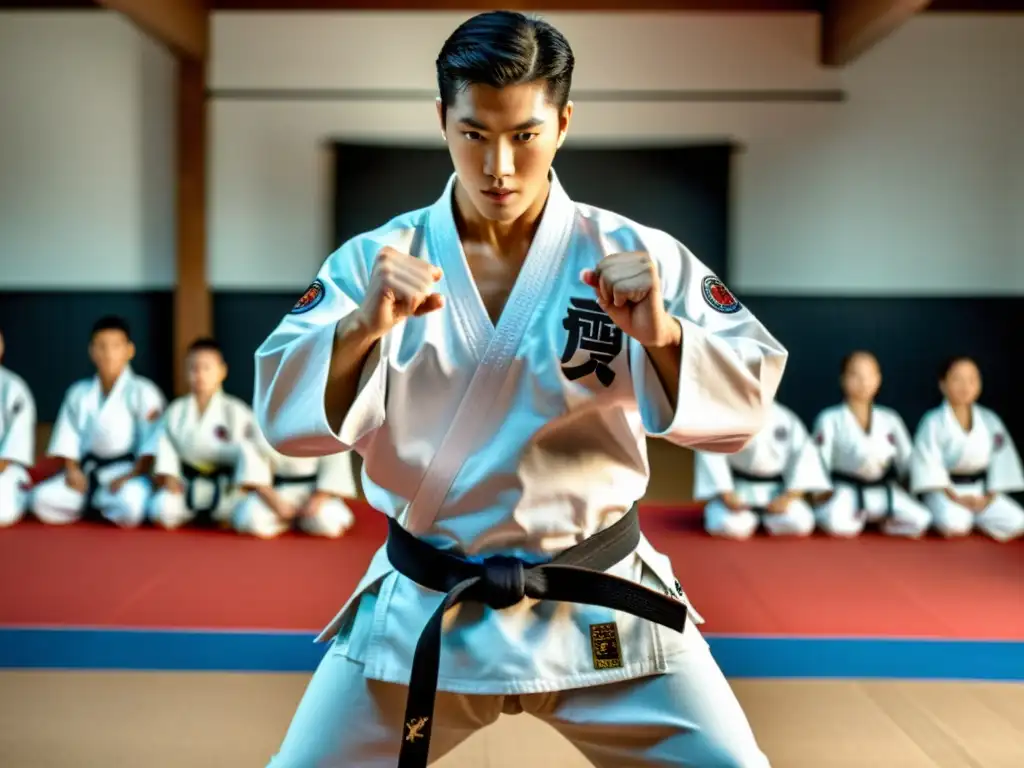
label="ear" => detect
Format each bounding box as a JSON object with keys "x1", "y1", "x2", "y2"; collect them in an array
[
  {"x1": 556, "y1": 101, "x2": 573, "y2": 149},
  {"x1": 126, "y1": 341, "x2": 137, "y2": 361},
  {"x1": 436, "y1": 98, "x2": 447, "y2": 141}
]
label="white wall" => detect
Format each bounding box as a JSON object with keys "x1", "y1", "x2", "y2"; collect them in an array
[
  {"x1": 0, "y1": 12, "x2": 177, "y2": 290},
  {"x1": 209, "y1": 11, "x2": 1024, "y2": 296}
]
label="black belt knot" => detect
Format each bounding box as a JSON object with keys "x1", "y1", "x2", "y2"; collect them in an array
[{"x1": 476, "y1": 555, "x2": 536, "y2": 608}]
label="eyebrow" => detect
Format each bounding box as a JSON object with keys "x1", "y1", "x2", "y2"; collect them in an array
[{"x1": 458, "y1": 116, "x2": 546, "y2": 132}]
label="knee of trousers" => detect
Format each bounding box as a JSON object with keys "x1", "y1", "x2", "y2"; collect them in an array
[
  {"x1": 233, "y1": 497, "x2": 287, "y2": 538},
  {"x1": 148, "y1": 493, "x2": 189, "y2": 529},
  {"x1": 934, "y1": 508, "x2": 973, "y2": 536},
  {"x1": 301, "y1": 501, "x2": 353, "y2": 538}
]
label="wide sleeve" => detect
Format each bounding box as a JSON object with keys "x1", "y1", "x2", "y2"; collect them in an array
[
  {"x1": 784, "y1": 414, "x2": 831, "y2": 493},
  {"x1": 134, "y1": 381, "x2": 167, "y2": 455},
  {"x1": 692, "y1": 451, "x2": 734, "y2": 501},
  {"x1": 47, "y1": 384, "x2": 84, "y2": 461},
  {"x1": 983, "y1": 410, "x2": 1024, "y2": 494},
  {"x1": 631, "y1": 237, "x2": 788, "y2": 454},
  {"x1": 316, "y1": 450, "x2": 359, "y2": 498},
  {"x1": 253, "y1": 238, "x2": 387, "y2": 459},
  {"x1": 909, "y1": 412, "x2": 951, "y2": 494},
  {"x1": 889, "y1": 410, "x2": 915, "y2": 479},
  {"x1": 810, "y1": 411, "x2": 835, "y2": 474},
  {"x1": 0, "y1": 379, "x2": 36, "y2": 467}
]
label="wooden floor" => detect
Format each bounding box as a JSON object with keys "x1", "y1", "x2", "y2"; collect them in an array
[{"x1": 2, "y1": 671, "x2": 1022, "y2": 767}]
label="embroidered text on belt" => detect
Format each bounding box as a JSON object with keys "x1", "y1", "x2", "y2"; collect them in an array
[{"x1": 385, "y1": 506, "x2": 688, "y2": 768}]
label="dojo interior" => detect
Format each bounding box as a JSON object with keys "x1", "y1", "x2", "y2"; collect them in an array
[{"x1": 1, "y1": 1, "x2": 1022, "y2": 766}]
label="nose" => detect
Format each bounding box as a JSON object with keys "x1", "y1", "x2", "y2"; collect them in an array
[{"x1": 484, "y1": 137, "x2": 515, "y2": 181}]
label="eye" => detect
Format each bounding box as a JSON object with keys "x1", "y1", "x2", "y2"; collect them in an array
[
  {"x1": 514, "y1": 133, "x2": 538, "y2": 142},
  {"x1": 462, "y1": 131, "x2": 483, "y2": 141}
]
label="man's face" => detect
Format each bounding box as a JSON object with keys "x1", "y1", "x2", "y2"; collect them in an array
[
  {"x1": 89, "y1": 329, "x2": 134, "y2": 380},
  {"x1": 941, "y1": 359, "x2": 982, "y2": 407},
  {"x1": 439, "y1": 81, "x2": 571, "y2": 223}
]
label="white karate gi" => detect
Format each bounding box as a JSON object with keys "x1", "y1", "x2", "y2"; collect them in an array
[
  {"x1": 0, "y1": 366, "x2": 36, "y2": 527},
  {"x1": 911, "y1": 401, "x2": 1024, "y2": 542},
  {"x1": 811, "y1": 404, "x2": 931, "y2": 538},
  {"x1": 232, "y1": 436, "x2": 357, "y2": 539},
  {"x1": 254, "y1": 170, "x2": 787, "y2": 767},
  {"x1": 32, "y1": 366, "x2": 165, "y2": 527},
  {"x1": 695, "y1": 402, "x2": 827, "y2": 539},
  {"x1": 144, "y1": 389, "x2": 255, "y2": 529}
]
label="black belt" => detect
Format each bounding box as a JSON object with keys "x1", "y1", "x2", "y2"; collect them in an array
[
  {"x1": 80, "y1": 451, "x2": 134, "y2": 521},
  {"x1": 272, "y1": 472, "x2": 318, "y2": 486},
  {"x1": 730, "y1": 469, "x2": 785, "y2": 514},
  {"x1": 386, "y1": 506, "x2": 688, "y2": 768},
  {"x1": 831, "y1": 464, "x2": 898, "y2": 516},
  {"x1": 950, "y1": 470, "x2": 988, "y2": 493},
  {"x1": 180, "y1": 462, "x2": 234, "y2": 522}
]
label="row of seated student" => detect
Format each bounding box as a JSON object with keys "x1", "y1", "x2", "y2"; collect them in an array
[
  {"x1": 694, "y1": 350, "x2": 1024, "y2": 542},
  {"x1": 0, "y1": 317, "x2": 357, "y2": 537}
]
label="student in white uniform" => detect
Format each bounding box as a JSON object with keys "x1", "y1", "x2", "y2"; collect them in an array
[
  {"x1": 145, "y1": 338, "x2": 256, "y2": 530},
  {"x1": 695, "y1": 402, "x2": 827, "y2": 539},
  {"x1": 31, "y1": 316, "x2": 165, "y2": 527},
  {"x1": 911, "y1": 356, "x2": 1024, "y2": 542},
  {"x1": 811, "y1": 350, "x2": 931, "y2": 538},
  {"x1": 253, "y1": 13, "x2": 787, "y2": 768},
  {"x1": 0, "y1": 329, "x2": 37, "y2": 527},
  {"x1": 232, "y1": 433, "x2": 357, "y2": 539}
]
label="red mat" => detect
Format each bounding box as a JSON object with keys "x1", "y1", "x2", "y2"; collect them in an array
[{"x1": 0, "y1": 503, "x2": 1021, "y2": 640}]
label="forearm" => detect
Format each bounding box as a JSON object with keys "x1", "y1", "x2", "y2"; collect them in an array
[
  {"x1": 325, "y1": 311, "x2": 383, "y2": 433},
  {"x1": 643, "y1": 320, "x2": 682, "y2": 406}
]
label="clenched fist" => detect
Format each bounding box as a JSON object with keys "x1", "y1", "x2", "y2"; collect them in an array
[
  {"x1": 581, "y1": 251, "x2": 680, "y2": 348},
  {"x1": 357, "y1": 247, "x2": 445, "y2": 340}
]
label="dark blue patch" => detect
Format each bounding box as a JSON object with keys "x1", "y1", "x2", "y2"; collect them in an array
[
  {"x1": 701, "y1": 275, "x2": 741, "y2": 314},
  {"x1": 290, "y1": 279, "x2": 325, "y2": 315}
]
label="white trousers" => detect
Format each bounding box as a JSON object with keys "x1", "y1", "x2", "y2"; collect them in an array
[
  {"x1": 924, "y1": 491, "x2": 1024, "y2": 542},
  {"x1": 233, "y1": 487, "x2": 354, "y2": 539},
  {"x1": 0, "y1": 463, "x2": 30, "y2": 527},
  {"x1": 704, "y1": 497, "x2": 815, "y2": 539},
  {"x1": 814, "y1": 483, "x2": 931, "y2": 538},
  {"x1": 31, "y1": 461, "x2": 150, "y2": 527},
  {"x1": 267, "y1": 607, "x2": 769, "y2": 767}
]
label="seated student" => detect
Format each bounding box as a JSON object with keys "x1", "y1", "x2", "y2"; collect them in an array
[
  {"x1": 0, "y1": 329, "x2": 37, "y2": 527},
  {"x1": 694, "y1": 401, "x2": 826, "y2": 538},
  {"x1": 911, "y1": 356, "x2": 1024, "y2": 542},
  {"x1": 811, "y1": 350, "x2": 931, "y2": 538},
  {"x1": 31, "y1": 316, "x2": 165, "y2": 527},
  {"x1": 145, "y1": 338, "x2": 258, "y2": 530},
  {"x1": 233, "y1": 430, "x2": 356, "y2": 539}
]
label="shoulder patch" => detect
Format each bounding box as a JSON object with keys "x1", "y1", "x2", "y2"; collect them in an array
[
  {"x1": 814, "y1": 432, "x2": 825, "y2": 446},
  {"x1": 11, "y1": 398, "x2": 23, "y2": 416},
  {"x1": 215, "y1": 425, "x2": 229, "y2": 442},
  {"x1": 290, "y1": 279, "x2": 325, "y2": 315},
  {"x1": 774, "y1": 426, "x2": 788, "y2": 442},
  {"x1": 701, "y1": 275, "x2": 741, "y2": 314},
  {"x1": 887, "y1": 432, "x2": 896, "y2": 444},
  {"x1": 147, "y1": 407, "x2": 161, "y2": 422},
  {"x1": 994, "y1": 433, "x2": 1005, "y2": 450}
]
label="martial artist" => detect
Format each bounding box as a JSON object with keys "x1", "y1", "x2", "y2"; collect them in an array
[
  {"x1": 253, "y1": 12, "x2": 787, "y2": 768},
  {"x1": 32, "y1": 316, "x2": 165, "y2": 527},
  {"x1": 911, "y1": 356, "x2": 1024, "y2": 542},
  {"x1": 0, "y1": 329, "x2": 37, "y2": 527},
  {"x1": 145, "y1": 338, "x2": 256, "y2": 530},
  {"x1": 811, "y1": 350, "x2": 931, "y2": 538},
  {"x1": 695, "y1": 401, "x2": 827, "y2": 538},
  {"x1": 232, "y1": 432, "x2": 357, "y2": 539}
]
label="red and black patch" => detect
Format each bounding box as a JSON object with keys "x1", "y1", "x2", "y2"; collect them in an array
[
  {"x1": 701, "y1": 275, "x2": 741, "y2": 314},
  {"x1": 290, "y1": 278, "x2": 325, "y2": 315},
  {"x1": 994, "y1": 433, "x2": 1005, "y2": 450},
  {"x1": 215, "y1": 425, "x2": 229, "y2": 442},
  {"x1": 244, "y1": 423, "x2": 257, "y2": 440},
  {"x1": 814, "y1": 432, "x2": 825, "y2": 446},
  {"x1": 147, "y1": 407, "x2": 162, "y2": 423},
  {"x1": 887, "y1": 433, "x2": 896, "y2": 445}
]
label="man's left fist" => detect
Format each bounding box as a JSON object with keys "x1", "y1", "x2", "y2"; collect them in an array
[{"x1": 581, "y1": 251, "x2": 680, "y2": 348}]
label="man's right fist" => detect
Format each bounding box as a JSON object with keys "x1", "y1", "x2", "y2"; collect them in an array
[{"x1": 358, "y1": 246, "x2": 444, "y2": 339}]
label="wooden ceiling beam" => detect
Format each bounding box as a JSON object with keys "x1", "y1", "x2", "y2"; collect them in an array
[
  {"x1": 94, "y1": 0, "x2": 207, "y2": 60},
  {"x1": 822, "y1": 0, "x2": 932, "y2": 67}
]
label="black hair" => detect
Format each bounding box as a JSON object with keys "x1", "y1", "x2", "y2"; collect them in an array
[
  {"x1": 436, "y1": 10, "x2": 574, "y2": 126},
  {"x1": 90, "y1": 315, "x2": 132, "y2": 342},
  {"x1": 938, "y1": 355, "x2": 976, "y2": 381},
  {"x1": 840, "y1": 349, "x2": 878, "y2": 376},
  {"x1": 187, "y1": 336, "x2": 223, "y2": 357}
]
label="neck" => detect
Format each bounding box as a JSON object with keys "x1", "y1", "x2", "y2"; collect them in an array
[
  {"x1": 195, "y1": 391, "x2": 215, "y2": 411},
  {"x1": 950, "y1": 402, "x2": 972, "y2": 417},
  {"x1": 98, "y1": 370, "x2": 122, "y2": 394},
  {"x1": 846, "y1": 398, "x2": 872, "y2": 414},
  {"x1": 452, "y1": 178, "x2": 549, "y2": 254}
]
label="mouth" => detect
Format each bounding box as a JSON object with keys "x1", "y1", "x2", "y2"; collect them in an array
[{"x1": 482, "y1": 189, "x2": 515, "y2": 203}]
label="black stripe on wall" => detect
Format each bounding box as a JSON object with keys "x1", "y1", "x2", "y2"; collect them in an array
[{"x1": 3, "y1": 291, "x2": 1020, "y2": 449}]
